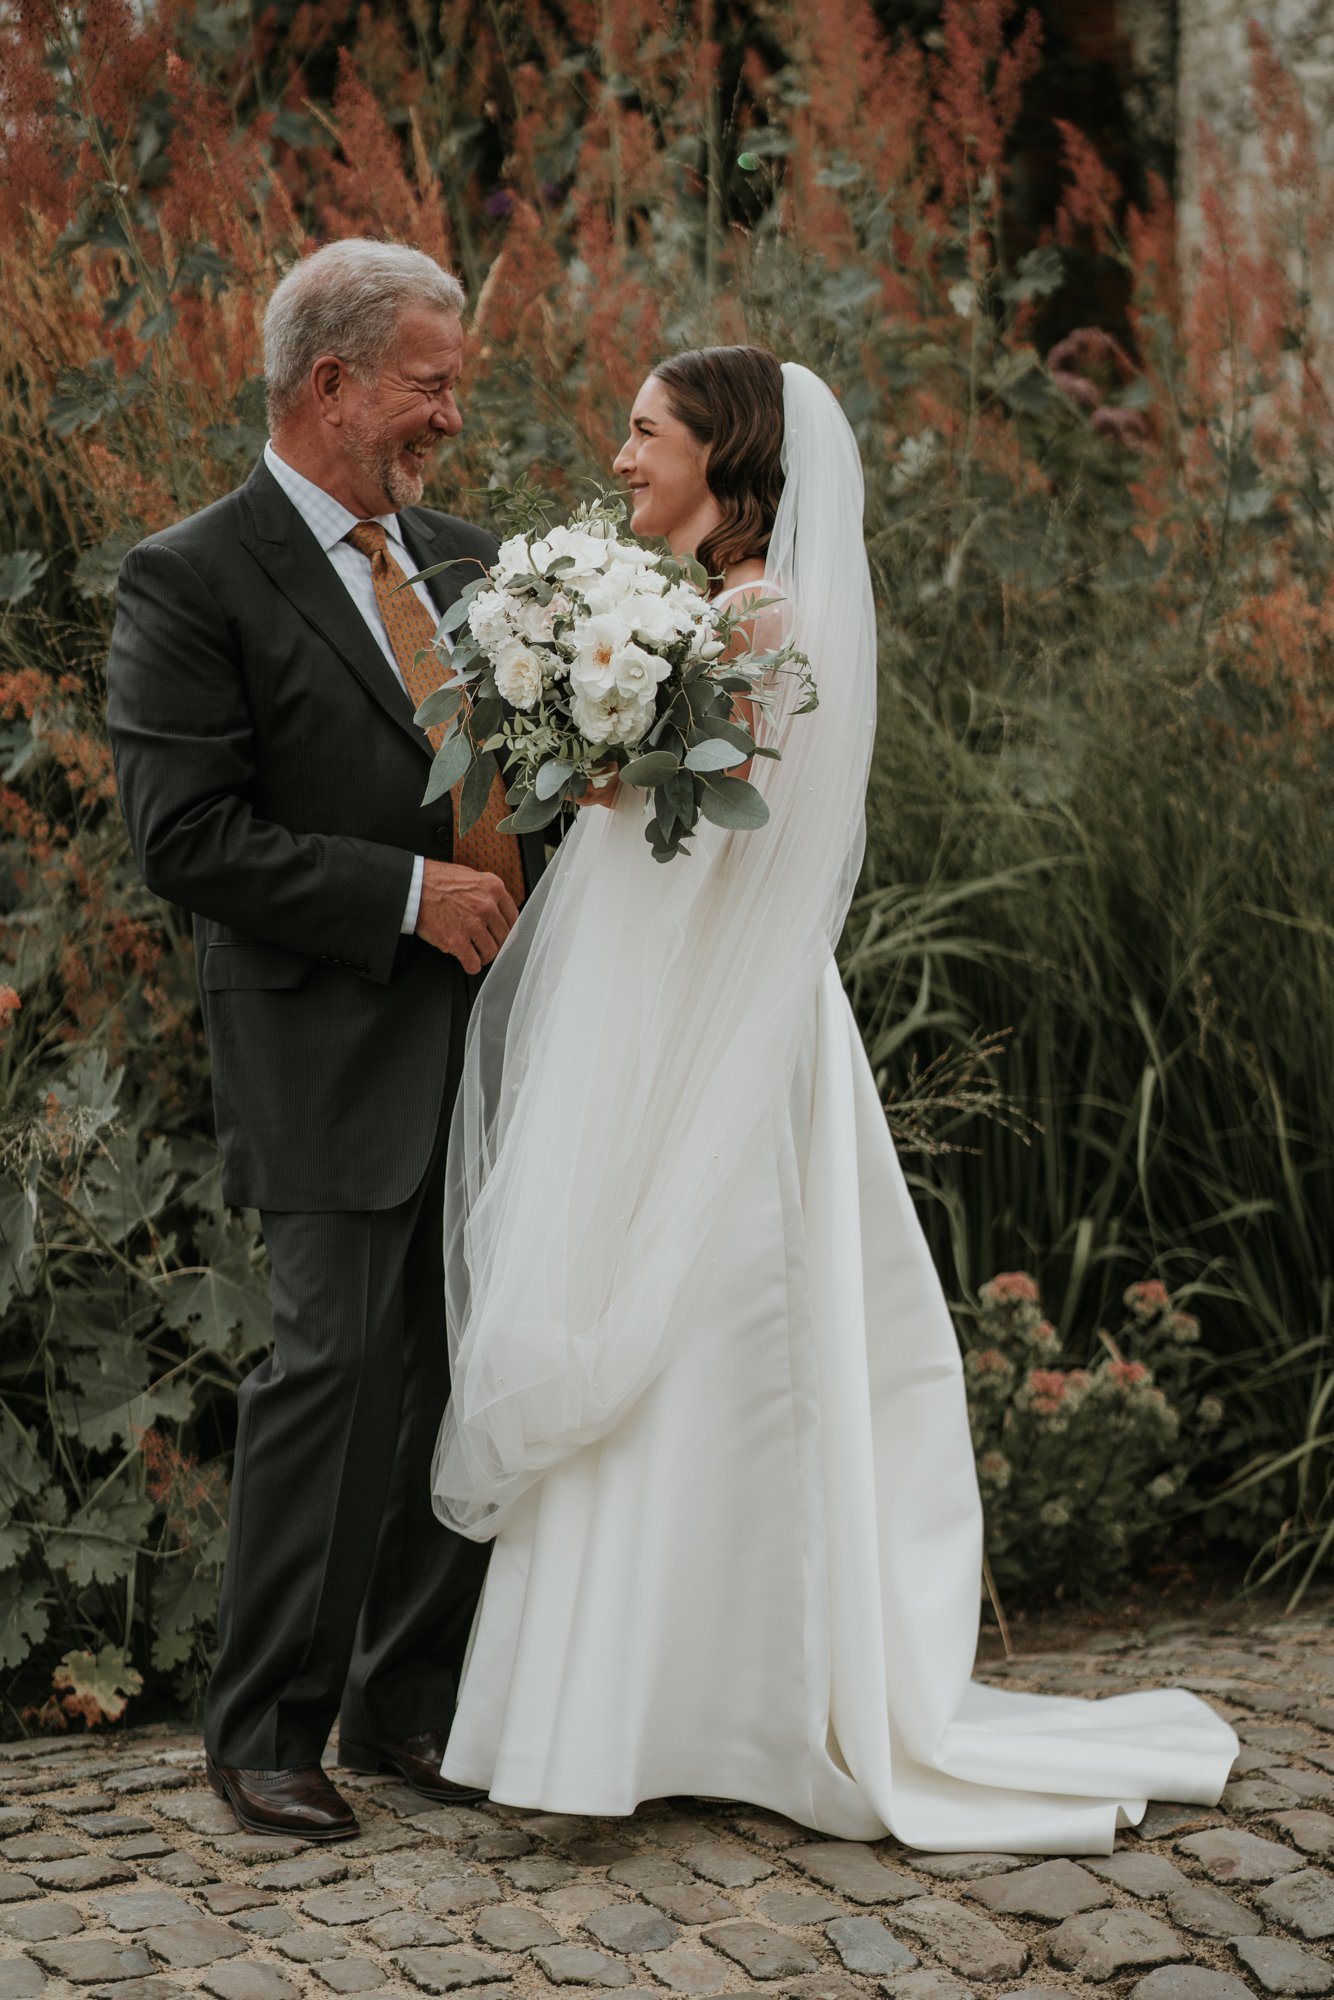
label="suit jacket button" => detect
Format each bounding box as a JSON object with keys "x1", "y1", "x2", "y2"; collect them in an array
[{"x1": 433, "y1": 827, "x2": 451, "y2": 851}]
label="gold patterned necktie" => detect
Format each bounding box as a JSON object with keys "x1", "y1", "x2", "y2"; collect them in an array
[{"x1": 345, "y1": 520, "x2": 526, "y2": 907}]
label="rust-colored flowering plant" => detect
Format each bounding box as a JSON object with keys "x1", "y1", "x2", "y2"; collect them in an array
[{"x1": 963, "y1": 1271, "x2": 1223, "y2": 1600}]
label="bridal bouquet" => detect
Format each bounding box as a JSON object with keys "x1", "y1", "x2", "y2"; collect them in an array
[{"x1": 413, "y1": 496, "x2": 815, "y2": 863}]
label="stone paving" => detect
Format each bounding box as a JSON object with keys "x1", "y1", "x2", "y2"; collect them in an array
[{"x1": 2, "y1": 1615, "x2": 1333, "y2": 2000}]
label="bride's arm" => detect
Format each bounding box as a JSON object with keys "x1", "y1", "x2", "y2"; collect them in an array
[{"x1": 719, "y1": 587, "x2": 777, "y2": 781}]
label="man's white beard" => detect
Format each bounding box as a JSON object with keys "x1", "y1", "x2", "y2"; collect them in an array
[{"x1": 345, "y1": 411, "x2": 428, "y2": 510}]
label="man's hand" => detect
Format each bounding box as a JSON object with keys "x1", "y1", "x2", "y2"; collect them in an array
[{"x1": 415, "y1": 859, "x2": 518, "y2": 972}]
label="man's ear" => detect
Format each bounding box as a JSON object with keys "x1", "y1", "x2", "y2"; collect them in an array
[{"x1": 310, "y1": 355, "x2": 345, "y2": 426}]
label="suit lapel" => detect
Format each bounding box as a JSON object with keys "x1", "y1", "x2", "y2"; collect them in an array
[
  {"x1": 235, "y1": 462, "x2": 554, "y2": 884},
  {"x1": 239, "y1": 460, "x2": 428, "y2": 758},
  {"x1": 398, "y1": 512, "x2": 490, "y2": 626}
]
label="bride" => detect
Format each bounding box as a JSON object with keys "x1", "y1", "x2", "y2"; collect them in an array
[{"x1": 429, "y1": 346, "x2": 1236, "y2": 1851}]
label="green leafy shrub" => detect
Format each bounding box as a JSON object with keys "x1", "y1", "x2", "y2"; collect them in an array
[
  {"x1": 962, "y1": 1271, "x2": 1227, "y2": 1600},
  {"x1": 0, "y1": 1053, "x2": 266, "y2": 1726}
]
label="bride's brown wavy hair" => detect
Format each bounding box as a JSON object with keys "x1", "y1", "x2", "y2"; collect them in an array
[{"x1": 651, "y1": 346, "x2": 784, "y2": 592}]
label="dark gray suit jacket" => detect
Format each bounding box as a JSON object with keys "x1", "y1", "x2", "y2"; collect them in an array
[{"x1": 106, "y1": 457, "x2": 543, "y2": 1213}]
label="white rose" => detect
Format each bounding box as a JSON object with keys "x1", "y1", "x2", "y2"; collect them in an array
[
  {"x1": 630, "y1": 591, "x2": 693, "y2": 646},
  {"x1": 569, "y1": 610, "x2": 633, "y2": 695},
  {"x1": 571, "y1": 685, "x2": 655, "y2": 747},
  {"x1": 577, "y1": 565, "x2": 642, "y2": 617},
  {"x1": 494, "y1": 534, "x2": 531, "y2": 579},
  {"x1": 493, "y1": 639, "x2": 544, "y2": 710},
  {"x1": 541, "y1": 524, "x2": 611, "y2": 579},
  {"x1": 612, "y1": 640, "x2": 672, "y2": 700},
  {"x1": 604, "y1": 530, "x2": 653, "y2": 560},
  {"x1": 467, "y1": 588, "x2": 516, "y2": 651},
  {"x1": 606, "y1": 540, "x2": 664, "y2": 581},
  {"x1": 516, "y1": 596, "x2": 558, "y2": 644},
  {"x1": 614, "y1": 694, "x2": 659, "y2": 745},
  {"x1": 665, "y1": 580, "x2": 713, "y2": 625}
]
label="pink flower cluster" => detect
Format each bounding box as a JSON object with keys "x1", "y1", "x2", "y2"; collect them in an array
[
  {"x1": 1022, "y1": 1366, "x2": 1090, "y2": 1417},
  {"x1": 980, "y1": 1270, "x2": 1040, "y2": 1307}
]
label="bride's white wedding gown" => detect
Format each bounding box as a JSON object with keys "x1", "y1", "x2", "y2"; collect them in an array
[
  {"x1": 435, "y1": 364, "x2": 1236, "y2": 1851},
  {"x1": 441, "y1": 947, "x2": 1236, "y2": 1850}
]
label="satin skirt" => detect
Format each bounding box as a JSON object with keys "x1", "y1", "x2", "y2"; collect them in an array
[{"x1": 443, "y1": 962, "x2": 1237, "y2": 1851}]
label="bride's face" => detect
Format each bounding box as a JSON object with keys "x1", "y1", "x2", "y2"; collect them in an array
[{"x1": 613, "y1": 375, "x2": 722, "y2": 555}]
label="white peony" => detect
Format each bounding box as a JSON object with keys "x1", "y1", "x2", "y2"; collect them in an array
[
  {"x1": 568, "y1": 610, "x2": 634, "y2": 695},
  {"x1": 468, "y1": 587, "x2": 516, "y2": 650},
  {"x1": 612, "y1": 640, "x2": 672, "y2": 701},
  {"x1": 570, "y1": 685, "x2": 656, "y2": 747},
  {"x1": 492, "y1": 638, "x2": 544, "y2": 710}
]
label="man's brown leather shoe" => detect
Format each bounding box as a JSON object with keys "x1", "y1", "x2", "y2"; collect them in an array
[
  {"x1": 206, "y1": 1753, "x2": 359, "y2": 1841},
  {"x1": 338, "y1": 1728, "x2": 486, "y2": 1803}
]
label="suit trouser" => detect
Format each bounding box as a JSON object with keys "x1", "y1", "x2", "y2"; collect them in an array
[{"x1": 203, "y1": 1100, "x2": 487, "y2": 1769}]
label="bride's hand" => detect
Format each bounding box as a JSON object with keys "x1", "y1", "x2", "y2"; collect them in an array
[{"x1": 575, "y1": 765, "x2": 622, "y2": 810}]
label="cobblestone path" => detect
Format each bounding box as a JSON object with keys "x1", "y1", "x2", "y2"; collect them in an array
[{"x1": 2, "y1": 1616, "x2": 1333, "y2": 2000}]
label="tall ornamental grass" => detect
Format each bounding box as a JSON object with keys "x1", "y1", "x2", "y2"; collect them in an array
[{"x1": 0, "y1": 0, "x2": 1329, "y2": 1726}]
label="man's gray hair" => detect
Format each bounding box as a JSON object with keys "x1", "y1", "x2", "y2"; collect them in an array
[{"x1": 264, "y1": 239, "x2": 466, "y2": 427}]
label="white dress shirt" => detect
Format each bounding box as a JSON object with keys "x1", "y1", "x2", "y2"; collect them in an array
[{"x1": 263, "y1": 440, "x2": 437, "y2": 935}]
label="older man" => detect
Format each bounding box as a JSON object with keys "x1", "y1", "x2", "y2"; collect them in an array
[{"x1": 107, "y1": 241, "x2": 543, "y2": 1839}]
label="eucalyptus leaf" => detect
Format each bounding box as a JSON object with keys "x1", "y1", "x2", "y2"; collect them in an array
[
  {"x1": 500, "y1": 789, "x2": 565, "y2": 835},
  {"x1": 414, "y1": 685, "x2": 465, "y2": 730},
  {"x1": 663, "y1": 771, "x2": 697, "y2": 821},
  {"x1": 458, "y1": 752, "x2": 498, "y2": 837},
  {"x1": 711, "y1": 718, "x2": 759, "y2": 753},
  {"x1": 439, "y1": 579, "x2": 485, "y2": 634},
  {"x1": 401, "y1": 555, "x2": 484, "y2": 590},
  {"x1": 469, "y1": 695, "x2": 504, "y2": 743},
  {"x1": 685, "y1": 738, "x2": 747, "y2": 772},
  {"x1": 535, "y1": 758, "x2": 576, "y2": 800},
  {"x1": 422, "y1": 731, "x2": 474, "y2": 806},
  {"x1": 698, "y1": 774, "x2": 770, "y2": 831},
  {"x1": 621, "y1": 749, "x2": 682, "y2": 788}
]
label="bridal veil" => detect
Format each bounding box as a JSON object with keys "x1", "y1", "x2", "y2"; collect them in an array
[{"x1": 431, "y1": 363, "x2": 878, "y2": 1536}]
